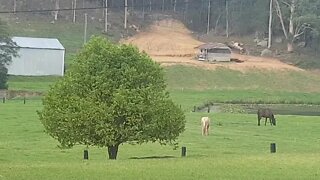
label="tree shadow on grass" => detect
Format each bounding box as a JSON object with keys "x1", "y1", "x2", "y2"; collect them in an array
[{"x1": 129, "y1": 155, "x2": 176, "y2": 160}]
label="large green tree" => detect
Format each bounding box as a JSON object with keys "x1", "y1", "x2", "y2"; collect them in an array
[
  {"x1": 38, "y1": 36, "x2": 185, "y2": 160},
  {"x1": 0, "y1": 19, "x2": 18, "y2": 89}
]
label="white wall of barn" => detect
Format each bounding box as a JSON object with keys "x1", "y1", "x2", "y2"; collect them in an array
[{"x1": 7, "y1": 48, "x2": 65, "y2": 76}]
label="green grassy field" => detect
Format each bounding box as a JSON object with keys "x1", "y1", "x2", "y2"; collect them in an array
[
  {"x1": 1, "y1": 100, "x2": 320, "y2": 180},
  {"x1": 1, "y1": 16, "x2": 320, "y2": 180},
  {"x1": 4, "y1": 67, "x2": 320, "y2": 180}
]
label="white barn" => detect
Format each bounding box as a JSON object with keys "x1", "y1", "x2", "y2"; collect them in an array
[{"x1": 7, "y1": 37, "x2": 65, "y2": 76}]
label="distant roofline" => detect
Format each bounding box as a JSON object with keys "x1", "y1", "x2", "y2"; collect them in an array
[
  {"x1": 15, "y1": 46, "x2": 65, "y2": 51},
  {"x1": 10, "y1": 36, "x2": 65, "y2": 50},
  {"x1": 195, "y1": 43, "x2": 231, "y2": 50}
]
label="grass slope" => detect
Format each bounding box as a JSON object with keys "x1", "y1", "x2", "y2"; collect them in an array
[
  {"x1": 7, "y1": 20, "x2": 106, "y2": 64},
  {"x1": 1, "y1": 100, "x2": 320, "y2": 179},
  {"x1": 165, "y1": 66, "x2": 320, "y2": 109},
  {"x1": 8, "y1": 65, "x2": 320, "y2": 107}
]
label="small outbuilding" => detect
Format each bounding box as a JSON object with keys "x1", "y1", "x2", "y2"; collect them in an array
[
  {"x1": 196, "y1": 43, "x2": 232, "y2": 62},
  {"x1": 6, "y1": 37, "x2": 65, "y2": 76}
]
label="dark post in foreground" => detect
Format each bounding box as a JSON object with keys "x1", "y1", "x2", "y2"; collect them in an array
[
  {"x1": 2, "y1": 97, "x2": 5, "y2": 103},
  {"x1": 193, "y1": 106, "x2": 196, "y2": 112},
  {"x1": 84, "y1": 150, "x2": 89, "y2": 160},
  {"x1": 181, "y1": 146, "x2": 187, "y2": 157},
  {"x1": 270, "y1": 143, "x2": 276, "y2": 153}
]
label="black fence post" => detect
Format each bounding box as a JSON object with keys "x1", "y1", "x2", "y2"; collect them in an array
[
  {"x1": 84, "y1": 150, "x2": 89, "y2": 160},
  {"x1": 270, "y1": 143, "x2": 276, "y2": 153},
  {"x1": 23, "y1": 97, "x2": 26, "y2": 104},
  {"x1": 207, "y1": 106, "x2": 210, "y2": 113},
  {"x1": 2, "y1": 97, "x2": 5, "y2": 103},
  {"x1": 193, "y1": 106, "x2": 196, "y2": 112},
  {"x1": 181, "y1": 146, "x2": 187, "y2": 157}
]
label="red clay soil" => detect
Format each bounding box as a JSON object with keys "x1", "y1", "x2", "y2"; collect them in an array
[{"x1": 122, "y1": 19, "x2": 303, "y2": 72}]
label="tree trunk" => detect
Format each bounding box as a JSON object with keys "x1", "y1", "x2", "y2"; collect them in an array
[
  {"x1": 142, "y1": 0, "x2": 145, "y2": 21},
  {"x1": 13, "y1": 0, "x2": 17, "y2": 14},
  {"x1": 287, "y1": 0, "x2": 296, "y2": 52},
  {"x1": 226, "y1": 0, "x2": 229, "y2": 38},
  {"x1": 206, "y1": 0, "x2": 211, "y2": 34},
  {"x1": 54, "y1": 0, "x2": 60, "y2": 21},
  {"x1": 131, "y1": 0, "x2": 134, "y2": 11},
  {"x1": 287, "y1": 42, "x2": 294, "y2": 52},
  {"x1": 214, "y1": 14, "x2": 221, "y2": 34},
  {"x1": 268, "y1": 0, "x2": 273, "y2": 49},
  {"x1": 289, "y1": 0, "x2": 295, "y2": 35},
  {"x1": 173, "y1": 0, "x2": 176, "y2": 12},
  {"x1": 274, "y1": 0, "x2": 288, "y2": 39},
  {"x1": 184, "y1": 0, "x2": 189, "y2": 21},
  {"x1": 124, "y1": 0, "x2": 127, "y2": 29},
  {"x1": 162, "y1": 0, "x2": 165, "y2": 12},
  {"x1": 72, "y1": 0, "x2": 77, "y2": 23},
  {"x1": 104, "y1": 0, "x2": 108, "y2": 33},
  {"x1": 84, "y1": 13, "x2": 88, "y2": 44},
  {"x1": 107, "y1": 144, "x2": 119, "y2": 160}
]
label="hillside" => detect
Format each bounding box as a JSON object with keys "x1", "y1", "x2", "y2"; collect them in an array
[{"x1": 122, "y1": 19, "x2": 303, "y2": 72}]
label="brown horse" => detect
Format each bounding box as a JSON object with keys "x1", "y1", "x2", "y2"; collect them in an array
[{"x1": 257, "y1": 108, "x2": 276, "y2": 126}]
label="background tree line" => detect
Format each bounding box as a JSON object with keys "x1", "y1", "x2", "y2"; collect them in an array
[{"x1": 0, "y1": 0, "x2": 320, "y2": 52}]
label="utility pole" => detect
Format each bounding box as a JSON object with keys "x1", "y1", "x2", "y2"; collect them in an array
[{"x1": 207, "y1": 0, "x2": 211, "y2": 34}]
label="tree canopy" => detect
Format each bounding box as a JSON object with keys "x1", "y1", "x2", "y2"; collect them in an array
[
  {"x1": 0, "y1": 19, "x2": 18, "y2": 89},
  {"x1": 38, "y1": 36, "x2": 185, "y2": 159}
]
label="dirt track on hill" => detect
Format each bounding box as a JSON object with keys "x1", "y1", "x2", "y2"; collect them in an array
[{"x1": 122, "y1": 19, "x2": 303, "y2": 72}]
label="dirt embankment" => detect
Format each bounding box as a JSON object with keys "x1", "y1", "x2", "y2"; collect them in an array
[{"x1": 122, "y1": 19, "x2": 303, "y2": 72}]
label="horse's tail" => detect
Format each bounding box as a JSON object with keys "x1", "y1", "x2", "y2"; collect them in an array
[{"x1": 271, "y1": 114, "x2": 276, "y2": 125}]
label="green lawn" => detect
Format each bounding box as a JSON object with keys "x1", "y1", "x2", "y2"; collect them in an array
[
  {"x1": 7, "y1": 76, "x2": 61, "y2": 92},
  {"x1": 1, "y1": 100, "x2": 320, "y2": 179},
  {"x1": 2, "y1": 17, "x2": 320, "y2": 180},
  {"x1": 3, "y1": 67, "x2": 320, "y2": 179}
]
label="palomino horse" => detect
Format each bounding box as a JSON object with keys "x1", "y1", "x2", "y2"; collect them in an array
[
  {"x1": 201, "y1": 117, "x2": 210, "y2": 136},
  {"x1": 257, "y1": 108, "x2": 276, "y2": 126}
]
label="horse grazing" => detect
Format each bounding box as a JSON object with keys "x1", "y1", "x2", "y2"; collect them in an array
[
  {"x1": 201, "y1": 117, "x2": 210, "y2": 136},
  {"x1": 257, "y1": 108, "x2": 276, "y2": 126}
]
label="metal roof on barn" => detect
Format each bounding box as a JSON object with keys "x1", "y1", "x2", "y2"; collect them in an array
[
  {"x1": 195, "y1": 43, "x2": 230, "y2": 50},
  {"x1": 12, "y1": 37, "x2": 65, "y2": 50}
]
